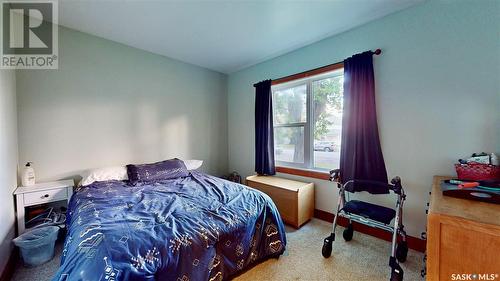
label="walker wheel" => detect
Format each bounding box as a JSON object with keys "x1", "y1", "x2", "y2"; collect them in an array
[
  {"x1": 396, "y1": 241, "x2": 408, "y2": 263},
  {"x1": 390, "y1": 268, "x2": 404, "y2": 281},
  {"x1": 322, "y1": 233, "x2": 334, "y2": 258},
  {"x1": 343, "y1": 224, "x2": 353, "y2": 241},
  {"x1": 389, "y1": 256, "x2": 404, "y2": 281}
]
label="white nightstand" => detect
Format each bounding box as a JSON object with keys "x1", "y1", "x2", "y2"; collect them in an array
[{"x1": 13, "y1": 179, "x2": 74, "y2": 234}]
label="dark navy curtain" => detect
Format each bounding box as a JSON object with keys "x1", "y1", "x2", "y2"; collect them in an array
[
  {"x1": 340, "y1": 51, "x2": 388, "y2": 193},
  {"x1": 254, "y1": 80, "x2": 276, "y2": 175}
]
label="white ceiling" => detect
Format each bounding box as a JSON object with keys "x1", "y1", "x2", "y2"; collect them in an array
[{"x1": 58, "y1": 0, "x2": 424, "y2": 73}]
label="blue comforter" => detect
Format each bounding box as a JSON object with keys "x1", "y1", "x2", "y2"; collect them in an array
[{"x1": 53, "y1": 172, "x2": 286, "y2": 281}]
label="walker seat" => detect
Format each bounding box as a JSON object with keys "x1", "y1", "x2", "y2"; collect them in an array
[{"x1": 343, "y1": 200, "x2": 396, "y2": 225}]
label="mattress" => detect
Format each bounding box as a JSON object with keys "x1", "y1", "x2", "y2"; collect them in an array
[{"x1": 53, "y1": 171, "x2": 286, "y2": 281}]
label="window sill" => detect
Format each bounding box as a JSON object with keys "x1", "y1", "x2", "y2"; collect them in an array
[{"x1": 276, "y1": 166, "x2": 330, "y2": 180}]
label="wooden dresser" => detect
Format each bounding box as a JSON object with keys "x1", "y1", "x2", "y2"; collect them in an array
[
  {"x1": 427, "y1": 176, "x2": 500, "y2": 281},
  {"x1": 246, "y1": 175, "x2": 314, "y2": 228}
]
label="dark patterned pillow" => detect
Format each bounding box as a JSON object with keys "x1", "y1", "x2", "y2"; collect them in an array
[{"x1": 126, "y1": 158, "x2": 189, "y2": 184}]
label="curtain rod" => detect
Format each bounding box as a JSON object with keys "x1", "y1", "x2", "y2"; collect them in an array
[{"x1": 254, "y1": 49, "x2": 381, "y2": 87}]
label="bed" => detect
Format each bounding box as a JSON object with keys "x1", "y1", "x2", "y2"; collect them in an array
[{"x1": 52, "y1": 171, "x2": 286, "y2": 281}]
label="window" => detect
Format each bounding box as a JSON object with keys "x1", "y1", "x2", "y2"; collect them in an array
[{"x1": 272, "y1": 68, "x2": 343, "y2": 172}]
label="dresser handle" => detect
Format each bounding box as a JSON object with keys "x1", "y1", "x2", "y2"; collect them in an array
[{"x1": 42, "y1": 194, "x2": 49, "y2": 198}]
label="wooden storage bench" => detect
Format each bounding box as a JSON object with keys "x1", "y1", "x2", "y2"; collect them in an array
[{"x1": 246, "y1": 175, "x2": 314, "y2": 228}]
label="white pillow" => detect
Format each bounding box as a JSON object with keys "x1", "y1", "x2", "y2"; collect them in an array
[
  {"x1": 80, "y1": 166, "x2": 128, "y2": 186},
  {"x1": 183, "y1": 159, "x2": 203, "y2": 170}
]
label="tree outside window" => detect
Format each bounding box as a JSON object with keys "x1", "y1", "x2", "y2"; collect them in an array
[{"x1": 273, "y1": 70, "x2": 343, "y2": 170}]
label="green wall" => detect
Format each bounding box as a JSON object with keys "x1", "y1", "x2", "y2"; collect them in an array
[
  {"x1": 17, "y1": 26, "x2": 228, "y2": 181},
  {"x1": 0, "y1": 69, "x2": 17, "y2": 274}
]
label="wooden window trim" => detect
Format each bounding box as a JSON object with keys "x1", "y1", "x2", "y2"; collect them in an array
[
  {"x1": 276, "y1": 166, "x2": 330, "y2": 180},
  {"x1": 272, "y1": 62, "x2": 344, "y2": 86},
  {"x1": 273, "y1": 62, "x2": 343, "y2": 179}
]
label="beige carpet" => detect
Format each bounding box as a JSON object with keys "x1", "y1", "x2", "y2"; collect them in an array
[
  {"x1": 12, "y1": 219, "x2": 424, "y2": 281},
  {"x1": 235, "y1": 219, "x2": 423, "y2": 281}
]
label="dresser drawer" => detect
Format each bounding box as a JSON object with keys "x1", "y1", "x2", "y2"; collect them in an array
[{"x1": 23, "y1": 188, "x2": 68, "y2": 205}]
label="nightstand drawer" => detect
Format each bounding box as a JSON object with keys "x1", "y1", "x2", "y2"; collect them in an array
[
  {"x1": 23, "y1": 188, "x2": 68, "y2": 205},
  {"x1": 15, "y1": 180, "x2": 74, "y2": 234}
]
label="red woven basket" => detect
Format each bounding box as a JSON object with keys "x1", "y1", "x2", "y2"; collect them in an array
[{"x1": 455, "y1": 163, "x2": 500, "y2": 181}]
